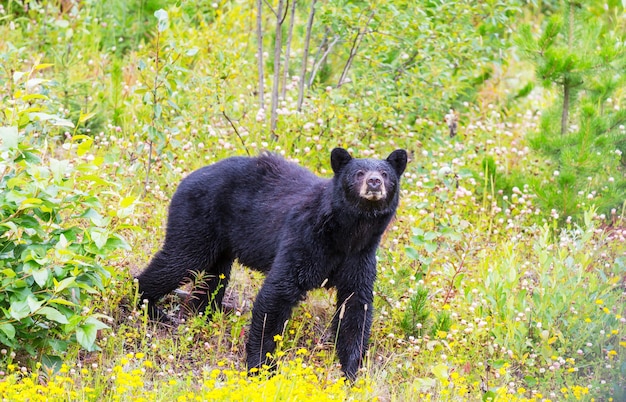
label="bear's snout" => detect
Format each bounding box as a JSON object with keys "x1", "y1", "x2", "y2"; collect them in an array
[
  {"x1": 360, "y1": 171, "x2": 387, "y2": 201},
  {"x1": 367, "y1": 174, "x2": 382, "y2": 190}
]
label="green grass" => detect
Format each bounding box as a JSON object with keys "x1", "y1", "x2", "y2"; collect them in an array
[{"x1": 0, "y1": 1, "x2": 624, "y2": 401}]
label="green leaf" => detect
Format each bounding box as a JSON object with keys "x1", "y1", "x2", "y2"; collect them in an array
[
  {"x1": 453, "y1": 273, "x2": 465, "y2": 289},
  {"x1": 440, "y1": 226, "x2": 461, "y2": 240},
  {"x1": 41, "y1": 355, "x2": 63, "y2": 373},
  {"x1": 154, "y1": 9, "x2": 169, "y2": 32},
  {"x1": 524, "y1": 375, "x2": 537, "y2": 387},
  {"x1": 105, "y1": 234, "x2": 131, "y2": 251},
  {"x1": 76, "y1": 136, "x2": 94, "y2": 156},
  {"x1": 32, "y1": 267, "x2": 49, "y2": 287},
  {"x1": 50, "y1": 158, "x2": 71, "y2": 183},
  {"x1": 78, "y1": 111, "x2": 96, "y2": 124},
  {"x1": 25, "y1": 78, "x2": 47, "y2": 89},
  {"x1": 19, "y1": 197, "x2": 43, "y2": 210},
  {"x1": 506, "y1": 266, "x2": 517, "y2": 284},
  {"x1": 37, "y1": 306, "x2": 69, "y2": 324},
  {"x1": 491, "y1": 359, "x2": 506, "y2": 369},
  {"x1": 431, "y1": 363, "x2": 449, "y2": 382},
  {"x1": 54, "y1": 277, "x2": 76, "y2": 293},
  {"x1": 0, "y1": 322, "x2": 16, "y2": 339},
  {"x1": 88, "y1": 227, "x2": 109, "y2": 249},
  {"x1": 0, "y1": 126, "x2": 19, "y2": 150},
  {"x1": 82, "y1": 208, "x2": 108, "y2": 227},
  {"x1": 34, "y1": 63, "x2": 54, "y2": 70},
  {"x1": 424, "y1": 231, "x2": 438, "y2": 241},
  {"x1": 48, "y1": 298, "x2": 77, "y2": 307},
  {"x1": 27, "y1": 295, "x2": 44, "y2": 313},
  {"x1": 120, "y1": 196, "x2": 136, "y2": 208},
  {"x1": 13, "y1": 71, "x2": 26, "y2": 83},
  {"x1": 1, "y1": 269, "x2": 16, "y2": 278},
  {"x1": 9, "y1": 299, "x2": 31, "y2": 320},
  {"x1": 425, "y1": 242, "x2": 438, "y2": 253},
  {"x1": 405, "y1": 246, "x2": 420, "y2": 260},
  {"x1": 76, "y1": 317, "x2": 109, "y2": 351},
  {"x1": 28, "y1": 112, "x2": 75, "y2": 128},
  {"x1": 483, "y1": 390, "x2": 497, "y2": 402},
  {"x1": 154, "y1": 104, "x2": 162, "y2": 120}
]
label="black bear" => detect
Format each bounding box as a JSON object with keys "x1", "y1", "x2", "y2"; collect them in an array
[{"x1": 136, "y1": 147, "x2": 407, "y2": 380}]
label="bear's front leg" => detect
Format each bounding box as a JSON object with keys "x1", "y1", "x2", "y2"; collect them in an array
[
  {"x1": 330, "y1": 253, "x2": 377, "y2": 380},
  {"x1": 332, "y1": 285, "x2": 373, "y2": 380},
  {"x1": 246, "y1": 270, "x2": 305, "y2": 372}
]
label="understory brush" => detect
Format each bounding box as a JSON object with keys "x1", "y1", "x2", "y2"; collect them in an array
[{"x1": 0, "y1": 0, "x2": 624, "y2": 401}]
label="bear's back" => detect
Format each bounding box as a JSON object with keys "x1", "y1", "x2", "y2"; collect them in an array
[{"x1": 254, "y1": 152, "x2": 323, "y2": 188}]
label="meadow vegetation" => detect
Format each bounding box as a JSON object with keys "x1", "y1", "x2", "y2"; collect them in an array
[{"x1": 0, "y1": 0, "x2": 624, "y2": 400}]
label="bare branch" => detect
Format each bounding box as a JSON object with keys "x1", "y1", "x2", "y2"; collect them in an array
[
  {"x1": 279, "y1": 0, "x2": 290, "y2": 25},
  {"x1": 263, "y1": 0, "x2": 277, "y2": 18},
  {"x1": 256, "y1": 0, "x2": 265, "y2": 109},
  {"x1": 281, "y1": 0, "x2": 297, "y2": 99},
  {"x1": 270, "y1": 0, "x2": 286, "y2": 139},
  {"x1": 222, "y1": 111, "x2": 250, "y2": 156},
  {"x1": 309, "y1": 35, "x2": 340, "y2": 87},
  {"x1": 297, "y1": 0, "x2": 317, "y2": 112},
  {"x1": 338, "y1": 10, "x2": 375, "y2": 88}
]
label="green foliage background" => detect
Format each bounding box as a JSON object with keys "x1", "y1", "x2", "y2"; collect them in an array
[{"x1": 0, "y1": 0, "x2": 624, "y2": 400}]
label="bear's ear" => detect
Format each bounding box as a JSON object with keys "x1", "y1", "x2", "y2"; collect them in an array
[
  {"x1": 386, "y1": 149, "x2": 408, "y2": 177},
  {"x1": 331, "y1": 147, "x2": 352, "y2": 174}
]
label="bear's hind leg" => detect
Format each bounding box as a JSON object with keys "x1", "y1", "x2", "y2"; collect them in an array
[
  {"x1": 136, "y1": 249, "x2": 192, "y2": 321},
  {"x1": 137, "y1": 244, "x2": 220, "y2": 321},
  {"x1": 186, "y1": 253, "x2": 233, "y2": 315}
]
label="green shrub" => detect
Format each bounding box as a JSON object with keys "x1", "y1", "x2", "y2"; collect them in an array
[
  {"x1": 476, "y1": 209, "x2": 623, "y2": 364},
  {"x1": 0, "y1": 67, "x2": 131, "y2": 363}
]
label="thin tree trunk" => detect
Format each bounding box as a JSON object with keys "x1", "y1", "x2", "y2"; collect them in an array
[
  {"x1": 281, "y1": 0, "x2": 297, "y2": 99},
  {"x1": 338, "y1": 10, "x2": 375, "y2": 88},
  {"x1": 561, "y1": 1, "x2": 575, "y2": 135},
  {"x1": 256, "y1": 0, "x2": 265, "y2": 109},
  {"x1": 561, "y1": 78, "x2": 570, "y2": 135},
  {"x1": 297, "y1": 0, "x2": 317, "y2": 112},
  {"x1": 270, "y1": 0, "x2": 286, "y2": 138}
]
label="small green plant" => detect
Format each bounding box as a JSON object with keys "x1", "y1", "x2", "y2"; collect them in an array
[
  {"x1": 430, "y1": 311, "x2": 452, "y2": 338},
  {"x1": 400, "y1": 286, "x2": 430, "y2": 338}
]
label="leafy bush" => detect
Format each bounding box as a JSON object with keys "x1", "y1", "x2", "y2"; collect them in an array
[
  {"x1": 316, "y1": 0, "x2": 521, "y2": 125},
  {"x1": 475, "y1": 210, "x2": 623, "y2": 374},
  {"x1": 0, "y1": 66, "x2": 131, "y2": 362}
]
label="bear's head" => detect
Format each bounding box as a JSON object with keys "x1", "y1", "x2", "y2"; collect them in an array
[{"x1": 330, "y1": 147, "x2": 407, "y2": 214}]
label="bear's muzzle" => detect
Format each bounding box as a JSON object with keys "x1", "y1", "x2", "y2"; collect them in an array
[{"x1": 359, "y1": 171, "x2": 387, "y2": 201}]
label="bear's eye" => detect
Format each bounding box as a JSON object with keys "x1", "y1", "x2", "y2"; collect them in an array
[
  {"x1": 356, "y1": 170, "x2": 365, "y2": 178},
  {"x1": 381, "y1": 171, "x2": 388, "y2": 179}
]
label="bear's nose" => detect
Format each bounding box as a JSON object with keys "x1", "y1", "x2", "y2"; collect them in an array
[{"x1": 367, "y1": 174, "x2": 382, "y2": 190}]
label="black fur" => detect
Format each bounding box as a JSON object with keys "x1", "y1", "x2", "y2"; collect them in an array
[{"x1": 136, "y1": 147, "x2": 407, "y2": 379}]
